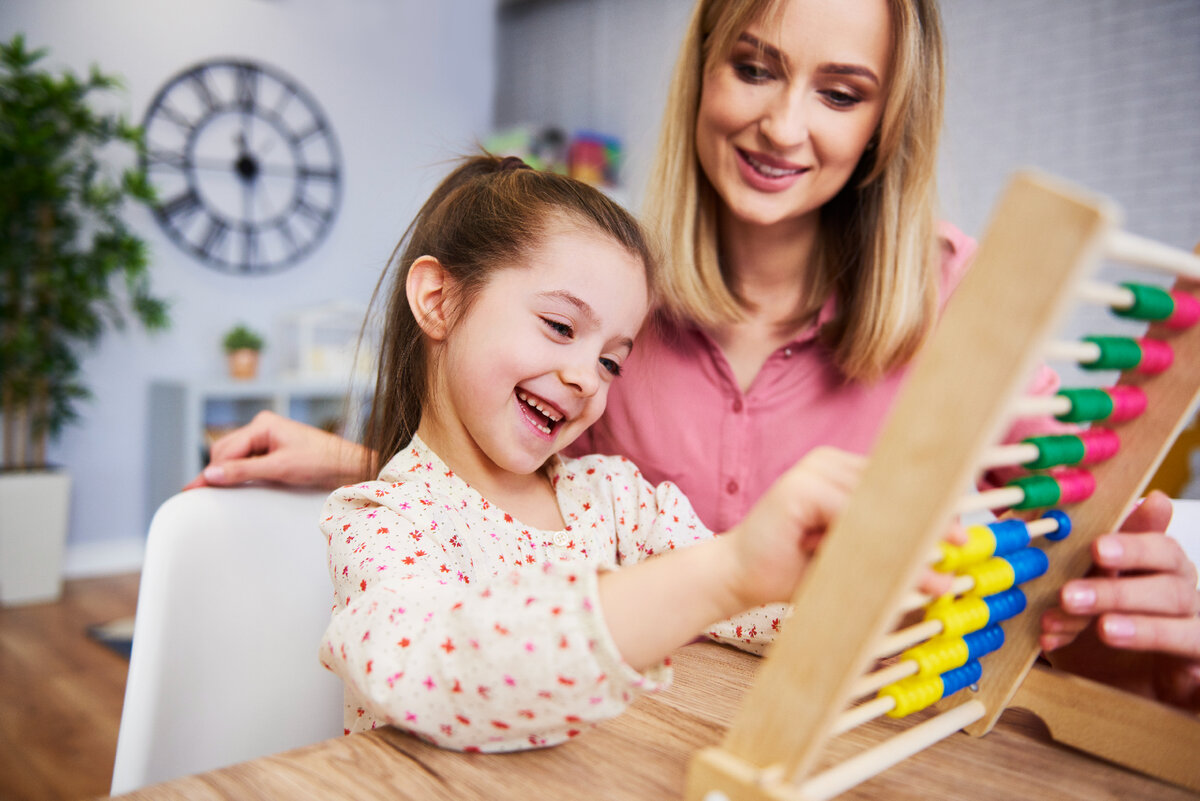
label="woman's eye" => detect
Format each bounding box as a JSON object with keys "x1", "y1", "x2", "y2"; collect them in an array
[
  {"x1": 599, "y1": 357, "x2": 622, "y2": 377},
  {"x1": 822, "y1": 89, "x2": 861, "y2": 109},
  {"x1": 733, "y1": 62, "x2": 772, "y2": 83},
  {"x1": 542, "y1": 317, "x2": 573, "y2": 338}
]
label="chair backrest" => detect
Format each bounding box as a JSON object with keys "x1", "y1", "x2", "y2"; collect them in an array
[{"x1": 111, "y1": 486, "x2": 344, "y2": 794}]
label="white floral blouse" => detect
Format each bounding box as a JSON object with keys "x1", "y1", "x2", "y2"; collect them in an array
[{"x1": 318, "y1": 436, "x2": 785, "y2": 752}]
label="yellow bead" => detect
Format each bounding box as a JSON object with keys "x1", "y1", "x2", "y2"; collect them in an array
[
  {"x1": 902, "y1": 635, "x2": 969, "y2": 676},
  {"x1": 935, "y1": 524, "x2": 996, "y2": 572},
  {"x1": 964, "y1": 557, "x2": 1016, "y2": 597}
]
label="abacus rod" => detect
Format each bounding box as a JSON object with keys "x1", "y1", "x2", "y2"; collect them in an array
[
  {"x1": 956, "y1": 487, "x2": 1025, "y2": 515},
  {"x1": 830, "y1": 695, "x2": 895, "y2": 736},
  {"x1": 872, "y1": 619, "x2": 943, "y2": 660},
  {"x1": 1078, "y1": 280, "x2": 1135, "y2": 311},
  {"x1": 1106, "y1": 229, "x2": 1200, "y2": 279},
  {"x1": 1043, "y1": 339, "x2": 1102, "y2": 365},
  {"x1": 796, "y1": 701, "x2": 987, "y2": 800},
  {"x1": 977, "y1": 442, "x2": 1040, "y2": 470},
  {"x1": 1010, "y1": 394, "x2": 1071, "y2": 418},
  {"x1": 849, "y1": 660, "x2": 918, "y2": 701}
]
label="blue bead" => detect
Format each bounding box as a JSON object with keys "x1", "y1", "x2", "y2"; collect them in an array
[
  {"x1": 1042, "y1": 509, "x2": 1072, "y2": 541},
  {"x1": 1005, "y1": 547, "x2": 1050, "y2": 585},
  {"x1": 984, "y1": 588, "x2": 1027, "y2": 623},
  {"x1": 963, "y1": 625, "x2": 1005, "y2": 661},
  {"x1": 940, "y1": 660, "x2": 983, "y2": 698},
  {"x1": 987, "y1": 519, "x2": 1032, "y2": 555}
]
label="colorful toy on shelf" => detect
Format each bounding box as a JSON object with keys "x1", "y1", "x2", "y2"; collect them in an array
[{"x1": 685, "y1": 171, "x2": 1200, "y2": 800}]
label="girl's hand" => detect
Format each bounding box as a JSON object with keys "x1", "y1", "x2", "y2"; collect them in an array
[
  {"x1": 183, "y1": 410, "x2": 372, "y2": 490},
  {"x1": 723, "y1": 447, "x2": 865, "y2": 610},
  {"x1": 1041, "y1": 491, "x2": 1200, "y2": 710}
]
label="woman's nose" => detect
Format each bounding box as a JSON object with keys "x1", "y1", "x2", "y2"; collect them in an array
[{"x1": 759, "y1": 87, "x2": 809, "y2": 149}]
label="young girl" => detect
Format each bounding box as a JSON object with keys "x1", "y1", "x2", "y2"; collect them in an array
[{"x1": 317, "y1": 154, "x2": 864, "y2": 752}]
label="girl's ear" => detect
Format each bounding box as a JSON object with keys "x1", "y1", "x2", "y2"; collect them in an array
[{"x1": 406, "y1": 256, "x2": 452, "y2": 340}]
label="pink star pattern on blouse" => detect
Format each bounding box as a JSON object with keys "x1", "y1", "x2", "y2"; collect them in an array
[{"x1": 319, "y1": 436, "x2": 782, "y2": 752}]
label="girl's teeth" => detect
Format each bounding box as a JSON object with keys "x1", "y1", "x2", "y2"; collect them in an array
[{"x1": 517, "y1": 391, "x2": 562, "y2": 424}]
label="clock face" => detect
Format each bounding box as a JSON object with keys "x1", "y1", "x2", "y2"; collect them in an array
[{"x1": 141, "y1": 59, "x2": 342, "y2": 275}]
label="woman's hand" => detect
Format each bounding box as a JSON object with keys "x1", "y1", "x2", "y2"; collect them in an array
[
  {"x1": 1041, "y1": 491, "x2": 1200, "y2": 710},
  {"x1": 183, "y1": 410, "x2": 372, "y2": 490}
]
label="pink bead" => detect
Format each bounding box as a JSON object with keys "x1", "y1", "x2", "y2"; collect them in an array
[
  {"x1": 1079, "y1": 428, "x2": 1120, "y2": 463},
  {"x1": 1105, "y1": 386, "x2": 1147, "y2": 421},
  {"x1": 1135, "y1": 338, "x2": 1173, "y2": 374},
  {"x1": 1166, "y1": 290, "x2": 1200, "y2": 329},
  {"x1": 1051, "y1": 467, "x2": 1096, "y2": 504}
]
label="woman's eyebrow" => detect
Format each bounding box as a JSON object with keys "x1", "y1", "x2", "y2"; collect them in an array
[{"x1": 737, "y1": 32, "x2": 880, "y2": 86}]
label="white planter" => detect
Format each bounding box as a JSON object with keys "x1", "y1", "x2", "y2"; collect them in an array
[{"x1": 0, "y1": 470, "x2": 71, "y2": 605}]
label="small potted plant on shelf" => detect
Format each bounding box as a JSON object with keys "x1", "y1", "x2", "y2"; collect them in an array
[
  {"x1": 223, "y1": 324, "x2": 265, "y2": 380},
  {"x1": 0, "y1": 35, "x2": 168, "y2": 604}
]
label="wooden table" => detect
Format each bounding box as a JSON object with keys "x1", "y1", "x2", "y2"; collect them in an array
[{"x1": 112, "y1": 642, "x2": 1199, "y2": 800}]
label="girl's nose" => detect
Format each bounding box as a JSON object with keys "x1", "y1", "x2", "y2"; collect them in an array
[
  {"x1": 758, "y1": 87, "x2": 809, "y2": 150},
  {"x1": 559, "y1": 358, "x2": 600, "y2": 398}
]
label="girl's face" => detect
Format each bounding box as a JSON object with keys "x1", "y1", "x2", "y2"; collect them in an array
[
  {"x1": 425, "y1": 224, "x2": 649, "y2": 482},
  {"x1": 695, "y1": 0, "x2": 892, "y2": 233}
]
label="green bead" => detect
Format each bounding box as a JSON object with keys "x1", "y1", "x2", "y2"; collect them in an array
[
  {"x1": 1009, "y1": 474, "x2": 1061, "y2": 509},
  {"x1": 1056, "y1": 388, "x2": 1113, "y2": 422},
  {"x1": 1023, "y1": 434, "x2": 1085, "y2": 469},
  {"x1": 1082, "y1": 336, "x2": 1142, "y2": 371},
  {"x1": 1115, "y1": 283, "x2": 1174, "y2": 322}
]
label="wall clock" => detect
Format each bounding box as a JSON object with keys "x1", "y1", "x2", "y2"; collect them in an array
[{"x1": 141, "y1": 59, "x2": 342, "y2": 275}]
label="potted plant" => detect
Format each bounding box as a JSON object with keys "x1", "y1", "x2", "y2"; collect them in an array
[
  {"x1": 223, "y1": 323, "x2": 265, "y2": 380},
  {"x1": 0, "y1": 35, "x2": 168, "y2": 604}
]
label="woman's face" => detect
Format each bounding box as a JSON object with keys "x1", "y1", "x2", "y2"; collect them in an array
[{"x1": 695, "y1": 0, "x2": 892, "y2": 233}]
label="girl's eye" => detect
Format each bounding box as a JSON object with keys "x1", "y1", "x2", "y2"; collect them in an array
[
  {"x1": 542, "y1": 317, "x2": 573, "y2": 338},
  {"x1": 599, "y1": 357, "x2": 622, "y2": 377}
]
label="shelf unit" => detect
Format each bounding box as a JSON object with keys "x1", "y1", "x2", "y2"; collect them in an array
[{"x1": 146, "y1": 379, "x2": 367, "y2": 529}]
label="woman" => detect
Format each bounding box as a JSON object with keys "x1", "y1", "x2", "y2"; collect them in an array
[{"x1": 189, "y1": 0, "x2": 1200, "y2": 707}]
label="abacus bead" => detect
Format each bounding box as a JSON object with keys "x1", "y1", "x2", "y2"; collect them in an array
[
  {"x1": 902, "y1": 635, "x2": 970, "y2": 676},
  {"x1": 987, "y1": 519, "x2": 1031, "y2": 556},
  {"x1": 1056, "y1": 388, "x2": 1113, "y2": 422},
  {"x1": 963, "y1": 625, "x2": 1006, "y2": 661},
  {"x1": 1081, "y1": 336, "x2": 1142, "y2": 371},
  {"x1": 1006, "y1": 547, "x2": 1050, "y2": 584},
  {"x1": 1166, "y1": 290, "x2": 1200, "y2": 329},
  {"x1": 1079, "y1": 428, "x2": 1120, "y2": 463},
  {"x1": 1105, "y1": 386, "x2": 1147, "y2": 421},
  {"x1": 926, "y1": 595, "x2": 990, "y2": 638},
  {"x1": 939, "y1": 660, "x2": 983, "y2": 698},
  {"x1": 1041, "y1": 509, "x2": 1072, "y2": 541},
  {"x1": 1135, "y1": 338, "x2": 1173, "y2": 374},
  {"x1": 881, "y1": 674, "x2": 943, "y2": 718},
  {"x1": 982, "y1": 587, "x2": 1027, "y2": 623},
  {"x1": 936, "y1": 524, "x2": 996, "y2": 572},
  {"x1": 1010, "y1": 474, "x2": 1061, "y2": 509},
  {"x1": 1052, "y1": 467, "x2": 1096, "y2": 504},
  {"x1": 1022, "y1": 434, "x2": 1086, "y2": 469},
  {"x1": 1116, "y1": 282, "x2": 1175, "y2": 321},
  {"x1": 964, "y1": 557, "x2": 1016, "y2": 597}
]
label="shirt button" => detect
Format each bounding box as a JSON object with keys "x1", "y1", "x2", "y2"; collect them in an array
[
  {"x1": 731, "y1": 399, "x2": 743, "y2": 413},
  {"x1": 553, "y1": 532, "x2": 569, "y2": 547},
  {"x1": 726, "y1": 480, "x2": 738, "y2": 495}
]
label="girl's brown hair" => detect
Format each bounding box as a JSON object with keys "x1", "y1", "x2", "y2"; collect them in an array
[
  {"x1": 644, "y1": 0, "x2": 945, "y2": 381},
  {"x1": 361, "y1": 154, "x2": 656, "y2": 476}
]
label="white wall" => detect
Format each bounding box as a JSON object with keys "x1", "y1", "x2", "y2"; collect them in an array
[{"x1": 1, "y1": 0, "x2": 498, "y2": 574}]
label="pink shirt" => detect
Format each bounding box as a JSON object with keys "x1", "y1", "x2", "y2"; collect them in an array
[{"x1": 570, "y1": 222, "x2": 1063, "y2": 533}]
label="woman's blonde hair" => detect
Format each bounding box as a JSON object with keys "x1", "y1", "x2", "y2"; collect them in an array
[{"x1": 643, "y1": 0, "x2": 945, "y2": 381}]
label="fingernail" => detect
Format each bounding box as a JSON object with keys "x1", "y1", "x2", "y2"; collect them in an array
[
  {"x1": 1096, "y1": 537, "x2": 1123, "y2": 563},
  {"x1": 1062, "y1": 585, "x2": 1096, "y2": 611},
  {"x1": 1101, "y1": 615, "x2": 1136, "y2": 643},
  {"x1": 203, "y1": 465, "x2": 226, "y2": 483}
]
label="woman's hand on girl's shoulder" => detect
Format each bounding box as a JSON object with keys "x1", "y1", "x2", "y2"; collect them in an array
[{"x1": 183, "y1": 410, "x2": 372, "y2": 490}]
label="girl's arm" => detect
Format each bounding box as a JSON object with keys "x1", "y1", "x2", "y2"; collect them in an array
[{"x1": 598, "y1": 448, "x2": 864, "y2": 671}]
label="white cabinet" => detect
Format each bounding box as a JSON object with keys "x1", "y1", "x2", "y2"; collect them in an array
[{"x1": 146, "y1": 380, "x2": 368, "y2": 528}]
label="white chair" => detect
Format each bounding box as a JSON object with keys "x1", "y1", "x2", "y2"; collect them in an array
[{"x1": 110, "y1": 487, "x2": 344, "y2": 794}]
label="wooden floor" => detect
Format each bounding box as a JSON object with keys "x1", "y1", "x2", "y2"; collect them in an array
[{"x1": 0, "y1": 573, "x2": 140, "y2": 801}]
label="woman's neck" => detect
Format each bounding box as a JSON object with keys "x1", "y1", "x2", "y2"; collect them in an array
[{"x1": 709, "y1": 211, "x2": 824, "y2": 391}]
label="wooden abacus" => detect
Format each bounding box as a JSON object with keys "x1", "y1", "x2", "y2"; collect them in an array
[{"x1": 686, "y1": 171, "x2": 1200, "y2": 801}]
